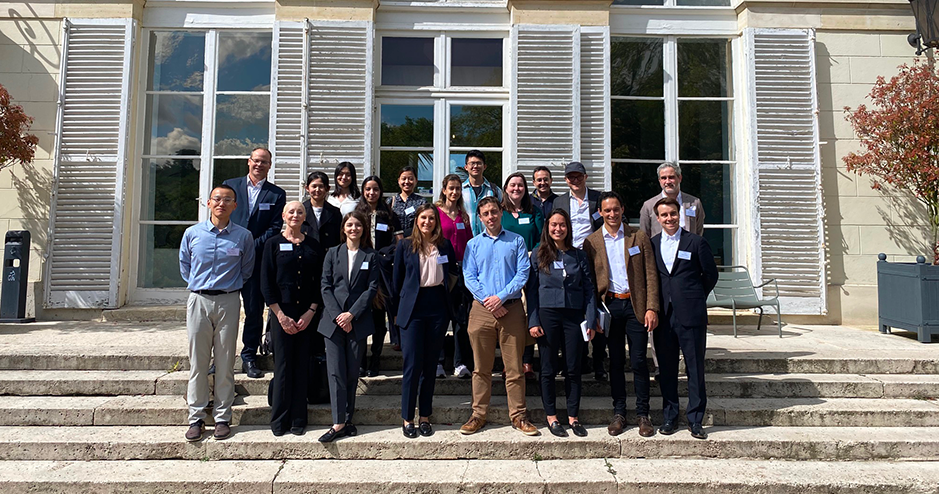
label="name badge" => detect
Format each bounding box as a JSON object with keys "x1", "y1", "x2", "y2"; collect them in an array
[
  {"x1": 225, "y1": 247, "x2": 241, "y2": 256},
  {"x1": 591, "y1": 211, "x2": 601, "y2": 220},
  {"x1": 456, "y1": 223, "x2": 466, "y2": 230},
  {"x1": 376, "y1": 223, "x2": 389, "y2": 232},
  {"x1": 279, "y1": 243, "x2": 293, "y2": 252},
  {"x1": 553, "y1": 260, "x2": 564, "y2": 270},
  {"x1": 677, "y1": 250, "x2": 692, "y2": 260},
  {"x1": 259, "y1": 203, "x2": 271, "y2": 211},
  {"x1": 686, "y1": 207, "x2": 696, "y2": 217},
  {"x1": 438, "y1": 255, "x2": 449, "y2": 264},
  {"x1": 628, "y1": 246, "x2": 640, "y2": 256},
  {"x1": 360, "y1": 261, "x2": 370, "y2": 270},
  {"x1": 518, "y1": 217, "x2": 531, "y2": 225},
  {"x1": 405, "y1": 206, "x2": 416, "y2": 215}
]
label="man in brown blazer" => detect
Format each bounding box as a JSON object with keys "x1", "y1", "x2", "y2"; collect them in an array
[
  {"x1": 583, "y1": 191, "x2": 660, "y2": 437},
  {"x1": 638, "y1": 162, "x2": 705, "y2": 237}
]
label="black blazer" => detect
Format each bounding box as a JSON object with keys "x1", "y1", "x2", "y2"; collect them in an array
[
  {"x1": 302, "y1": 199, "x2": 342, "y2": 251},
  {"x1": 525, "y1": 246, "x2": 597, "y2": 330},
  {"x1": 650, "y1": 230, "x2": 719, "y2": 329},
  {"x1": 318, "y1": 244, "x2": 380, "y2": 340},
  {"x1": 259, "y1": 233, "x2": 324, "y2": 311},
  {"x1": 554, "y1": 189, "x2": 603, "y2": 232},
  {"x1": 392, "y1": 238, "x2": 459, "y2": 328},
  {"x1": 223, "y1": 176, "x2": 287, "y2": 251}
]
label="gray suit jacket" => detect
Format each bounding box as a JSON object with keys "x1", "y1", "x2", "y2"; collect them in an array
[
  {"x1": 317, "y1": 244, "x2": 379, "y2": 341},
  {"x1": 639, "y1": 192, "x2": 705, "y2": 237}
]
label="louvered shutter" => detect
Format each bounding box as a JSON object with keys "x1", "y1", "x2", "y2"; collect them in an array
[
  {"x1": 745, "y1": 28, "x2": 826, "y2": 315},
  {"x1": 270, "y1": 21, "x2": 307, "y2": 200},
  {"x1": 511, "y1": 25, "x2": 579, "y2": 182},
  {"x1": 44, "y1": 19, "x2": 135, "y2": 309},
  {"x1": 580, "y1": 26, "x2": 610, "y2": 191},
  {"x1": 307, "y1": 20, "x2": 374, "y2": 178}
]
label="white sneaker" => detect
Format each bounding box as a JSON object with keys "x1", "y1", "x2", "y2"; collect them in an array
[
  {"x1": 454, "y1": 364, "x2": 471, "y2": 379},
  {"x1": 436, "y1": 364, "x2": 446, "y2": 378}
]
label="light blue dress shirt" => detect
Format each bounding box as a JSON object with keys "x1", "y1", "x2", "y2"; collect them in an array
[
  {"x1": 462, "y1": 228, "x2": 531, "y2": 303},
  {"x1": 179, "y1": 220, "x2": 256, "y2": 292}
]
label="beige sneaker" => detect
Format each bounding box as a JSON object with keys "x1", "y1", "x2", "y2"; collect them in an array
[
  {"x1": 512, "y1": 417, "x2": 539, "y2": 436},
  {"x1": 459, "y1": 416, "x2": 486, "y2": 435}
]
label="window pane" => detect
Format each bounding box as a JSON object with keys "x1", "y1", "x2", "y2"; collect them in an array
[
  {"x1": 217, "y1": 32, "x2": 272, "y2": 92},
  {"x1": 138, "y1": 224, "x2": 189, "y2": 288},
  {"x1": 612, "y1": 100, "x2": 664, "y2": 160},
  {"x1": 678, "y1": 39, "x2": 732, "y2": 98},
  {"x1": 382, "y1": 37, "x2": 434, "y2": 86},
  {"x1": 451, "y1": 105, "x2": 502, "y2": 147},
  {"x1": 213, "y1": 158, "x2": 247, "y2": 188},
  {"x1": 679, "y1": 101, "x2": 732, "y2": 161},
  {"x1": 677, "y1": 0, "x2": 731, "y2": 6},
  {"x1": 613, "y1": 0, "x2": 665, "y2": 4},
  {"x1": 611, "y1": 37, "x2": 663, "y2": 97},
  {"x1": 611, "y1": 162, "x2": 733, "y2": 226},
  {"x1": 141, "y1": 158, "x2": 200, "y2": 221},
  {"x1": 215, "y1": 94, "x2": 270, "y2": 156},
  {"x1": 148, "y1": 31, "x2": 204, "y2": 92},
  {"x1": 145, "y1": 94, "x2": 203, "y2": 155},
  {"x1": 451, "y1": 39, "x2": 503, "y2": 86},
  {"x1": 380, "y1": 152, "x2": 434, "y2": 195},
  {"x1": 449, "y1": 152, "x2": 502, "y2": 188},
  {"x1": 611, "y1": 162, "x2": 661, "y2": 223},
  {"x1": 380, "y1": 105, "x2": 434, "y2": 147},
  {"x1": 704, "y1": 228, "x2": 733, "y2": 266}
]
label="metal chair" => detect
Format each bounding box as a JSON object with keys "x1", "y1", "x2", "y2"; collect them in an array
[{"x1": 706, "y1": 265, "x2": 782, "y2": 338}]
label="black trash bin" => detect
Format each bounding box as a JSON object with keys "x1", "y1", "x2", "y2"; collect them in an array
[{"x1": 0, "y1": 230, "x2": 35, "y2": 323}]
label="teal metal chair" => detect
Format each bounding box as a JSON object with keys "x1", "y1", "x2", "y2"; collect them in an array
[{"x1": 706, "y1": 265, "x2": 782, "y2": 338}]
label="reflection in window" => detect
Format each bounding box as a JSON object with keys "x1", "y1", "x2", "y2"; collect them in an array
[
  {"x1": 214, "y1": 94, "x2": 270, "y2": 156},
  {"x1": 144, "y1": 94, "x2": 203, "y2": 156},
  {"x1": 140, "y1": 158, "x2": 199, "y2": 222},
  {"x1": 148, "y1": 31, "x2": 204, "y2": 92},
  {"x1": 380, "y1": 152, "x2": 435, "y2": 196},
  {"x1": 450, "y1": 105, "x2": 503, "y2": 186},
  {"x1": 611, "y1": 100, "x2": 664, "y2": 160},
  {"x1": 380, "y1": 105, "x2": 434, "y2": 194},
  {"x1": 678, "y1": 39, "x2": 732, "y2": 98},
  {"x1": 217, "y1": 33, "x2": 272, "y2": 92},
  {"x1": 213, "y1": 158, "x2": 247, "y2": 188},
  {"x1": 611, "y1": 37, "x2": 663, "y2": 97},
  {"x1": 679, "y1": 101, "x2": 732, "y2": 161},
  {"x1": 451, "y1": 39, "x2": 503, "y2": 86},
  {"x1": 382, "y1": 37, "x2": 435, "y2": 86},
  {"x1": 139, "y1": 224, "x2": 189, "y2": 288}
]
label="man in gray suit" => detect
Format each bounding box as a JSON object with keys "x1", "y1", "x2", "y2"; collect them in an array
[{"x1": 639, "y1": 163, "x2": 705, "y2": 238}]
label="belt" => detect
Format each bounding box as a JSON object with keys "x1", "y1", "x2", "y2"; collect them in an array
[
  {"x1": 606, "y1": 292, "x2": 630, "y2": 300},
  {"x1": 192, "y1": 289, "x2": 240, "y2": 296}
]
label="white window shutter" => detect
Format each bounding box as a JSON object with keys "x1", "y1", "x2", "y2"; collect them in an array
[
  {"x1": 307, "y1": 20, "x2": 374, "y2": 179},
  {"x1": 511, "y1": 25, "x2": 580, "y2": 182},
  {"x1": 580, "y1": 26, "x2": 610, "y2": 191},
  {"x1": 44, "y1": 19, "x2": 135, "y2": 309},
  {"x1": 745, "y1": 28, "x2": 826, "y2": 315},
  {"x1": 269, "y1": 21, "x2": 307, "y2": 200}
]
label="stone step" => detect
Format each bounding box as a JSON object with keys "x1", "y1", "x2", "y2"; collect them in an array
[
  {"x1": 1, "y1": 425, "x2": 938, "y2": 462},
  {"x1": 1, "y1": 458, "x2": 938, "y2": 493},
  {"x1": 1, "y1": 395, "x2": 936, "y2": 427}
]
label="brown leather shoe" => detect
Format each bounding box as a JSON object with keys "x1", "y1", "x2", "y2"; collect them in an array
[
  {"x1": 523, "y1": 363, "x2": 535, "y2": 379},
  {"x1": 512, "y1": 417, "x2": 540, "y2": 436},
  {"x1": 607, "y1": 414, "x2": 627, "y2": 436},
  {"x1": 460, "y1": 416, "x2": 486, "y2": 435},
  {"x1": 638, "y1": 416, "x2": 655, "y2": 437}
]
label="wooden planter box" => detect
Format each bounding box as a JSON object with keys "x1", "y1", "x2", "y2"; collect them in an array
[{"x1": 877, "y1": 254, "x2": 939, "y2": 343}]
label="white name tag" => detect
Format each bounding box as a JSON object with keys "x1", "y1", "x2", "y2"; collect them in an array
[
  {"x1": 677, "y1": 250, "x2": 692, "y2": 260},
  {"x1": 592, "y1": 211, "x2": 601, "y2": 221},
  {"x1": 405, "y1": 206, "x2": 416, "y2": 215},
  {"x1": 456, "y1": 223, "x2": 466, "y2": 230},
  {"x1": 686, "y1": 207, "x2": 696, "y2": 217},
  {"x1": 438, "y1": 255, "x2": 449, "y2": 264},
  {"x1": 360, "y1": 261, "x2": 369, "y2": 270},
  {"x1": 259, "y1": 203, "x2": 271, "y2": 211},
  {"x1": 225, "y1": 247, "x2": 241, "y2": 256},
  {"x1": 518, "y1": 217, "x2": 531, "y2": 225},
  {"x1": 279, "y1": 243, "x2": 293, "y2": 252},
  {"x1": 628, "y1": 246, "x2": 640, "y2": 256},
  {"x1": 553, "y1": 260, "x2": 564, "y2": 270},
  {"x1": 376, "y1": 223, "x2": 389, "y2": 232}
]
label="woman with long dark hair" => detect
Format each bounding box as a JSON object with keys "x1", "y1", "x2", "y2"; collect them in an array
[
  {"x1": 435, "y1": 173, "x2": 474, "y2": 379},
  {"x1": 328, "y1": 161, "x2": 361, "y2": 216}
]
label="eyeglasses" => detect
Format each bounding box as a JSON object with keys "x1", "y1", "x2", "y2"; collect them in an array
[
  {"x1": 466, "y1": 161, "x2": 484, "y2": 168},
  {"x1": 210, "y1": 196, "x2": 235, "y2": 204},
  {"x1": 249, "y1": 158, "x2": 271, "y2": 166}
]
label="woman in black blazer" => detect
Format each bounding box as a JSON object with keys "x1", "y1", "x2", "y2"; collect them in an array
[
  {"x1": 302, "y1": 171, "x2": 342, "y2": 251},
  {"x1": 260, "y1": 201, "x2": 324, "y2": 436},
  {"x1": 393, "y1": 203, "x2": 458, "y2": 438},
  {"x1": 317, "y1": 210, "x2": 380, "y2": 443},
  {"x1": 526, "y1": 209, "x2": 597, "y2": 438}
]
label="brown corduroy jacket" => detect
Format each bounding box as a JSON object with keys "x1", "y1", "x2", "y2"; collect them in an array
[{"x1": 583, "y1": 223, "x2": 660, "y2": 317}]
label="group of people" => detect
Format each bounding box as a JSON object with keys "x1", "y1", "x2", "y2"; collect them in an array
[{"x1": 178, "y1": 146, "x2": 718, "y2": 444}]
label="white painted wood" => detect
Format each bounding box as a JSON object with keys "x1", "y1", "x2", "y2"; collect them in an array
[
  {"x1": 142, "y1": 4, "x2": 274, "y2": 29},
  {"x1": 581, "y1": 26, "x2": 610, "y2": 192},
  {"x1": 269, "y1": 21, "x2": 306, "y2": 199},
  {"x1": 610, "y1": 7, "x2": 738, "y2": 36},
  {"x1": 44, "y1": 18, "x2": 136, "y2": 309}
]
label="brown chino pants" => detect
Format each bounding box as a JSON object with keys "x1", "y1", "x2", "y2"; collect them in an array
[{"x1": 467, "y1": 300, "x2": 528, "y2": 422}]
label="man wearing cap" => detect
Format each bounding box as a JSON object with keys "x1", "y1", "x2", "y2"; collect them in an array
[{"x1": 639, "y1": 162, "x2": 705, "y2": 238}]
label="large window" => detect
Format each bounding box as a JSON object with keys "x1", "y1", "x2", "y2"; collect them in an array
[
  {"x1": 138, "y1": 30, "x2": 271, "y2": 288},
  {"x1": 610, "y1": 36, "x2": 735, "y2": 264}
]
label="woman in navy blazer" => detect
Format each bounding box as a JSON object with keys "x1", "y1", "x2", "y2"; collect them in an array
[
  {"x1": 317, "y1": 210, "x2": 379, "y2": 443},
  {"x1": 393, "y1": 203, "x2": 459, "y2": 438},
  {"x1": 525, "y1": 209, "x2": 597, "y2": 438}
]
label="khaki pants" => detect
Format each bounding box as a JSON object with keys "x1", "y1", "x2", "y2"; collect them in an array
[
  {"x1": 468, "y1": 300, "x2": 527, "y2": 422},
  {"x1": 186, "y1": 291, "x2": 241, "y2": 424}
]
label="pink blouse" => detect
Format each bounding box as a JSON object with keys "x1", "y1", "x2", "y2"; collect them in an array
[{"x1": 437, "y1": 206, "x2": 472, "y2": 262}]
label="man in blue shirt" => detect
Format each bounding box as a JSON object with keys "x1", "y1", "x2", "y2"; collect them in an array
[
  {"x1": 460, "y1": 196, "x2": 538, "y2": 436},
  {"x1": 461, "y1": 150, "x2": 503, "y2": 236},
  {"x1": 179, "y1": 184, "x2": 255, "y2": 442}
]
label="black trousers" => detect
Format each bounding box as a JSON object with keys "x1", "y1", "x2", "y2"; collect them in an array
[
  {"x1": 400, "y1": 286, "x2": 449, "y2": 421},
  {"x1": 361, "y1": 308, "x2": 388, "y2": 371},
  {"x1": 607, "y1": 297, "x2": 651, "y2": 417},
  {"x1": 537, "y1": 308, "x2": 584, "y2": 417},
  {"x1": 654, "y1": 304, "x2": 708, "y2": 425},
  {"x1": 269, "y1": 302, "x2": 310, "y2": 434},
  {"x1": 240, "y1": 264, "x2": 264, "y2": 362},
  {"x1": 324, "y1": 327, "x2": 365, "y2": 425}
]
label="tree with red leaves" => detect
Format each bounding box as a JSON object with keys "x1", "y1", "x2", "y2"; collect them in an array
[
  {"x1": 0, "y1": 84, "x2": 38, "y2": 173},
  {"x1": 843, "y1": 60, "x2": 939, "y2": 264}
]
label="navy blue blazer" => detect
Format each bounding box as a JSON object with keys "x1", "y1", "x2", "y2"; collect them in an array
[
  {"x1": 392, "y1": 238, "x2": 459, "y2": 328},
  {"x1": 650, "y1": 230, "x2": 719, "y2": 329},
  {"x1": 525, "y1": 245, "x2": 597, "y2": 330},
  {"x1": 317, "y1": 244, "x2": 379, "y2": 341},
  {"x1": 223, "y1": 176, "x2": 287, "y2": 251}
]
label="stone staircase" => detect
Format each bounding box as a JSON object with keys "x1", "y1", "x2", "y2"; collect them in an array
[{"x1": 0, "y1": 323, "x2": 938, "y2": 492}]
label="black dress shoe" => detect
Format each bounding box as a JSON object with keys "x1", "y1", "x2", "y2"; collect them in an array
[
  {"x1": 242, "y1": 361, "x2": 263, "y2": 379},
  {"x1": 403, "y1": 423, "x2": 418, "y2": 438},
  {"x1": 594, "y1": 370, "x2": 608, "y2": 382},
  {"x1": 366, "y1": 368, "x2": 379, "y2": 377},
  {"x1": 659, "y1": 421, "x2": 679, "y2": 435},
  {"x1": 359, "y1": 367, "x2": 367, "y2": 377},
  {"x1": 688, "y1": 423, "x2": 708, "y2": 440},
  {"x1": 290, "y1": 426, "x2": 306, "y2": 436},
  {"x1": 272, "y1": 428, "x2": 286, "y2": 437},
  {"x1": 318, "y1": 426, "x2": 347, "y2": 443},
  {"x1": 547, "y1": 420, "x2": 568, "y2": 438},
  {"x1": 344, "y1": 422, "x2": 358, "y2": 436},
  {"x1": 418, "y1": 421, "x2": 433, "y2": 437},
  {"x1": 570, "y1": 421, "x2": 588, "y2": 437}
]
